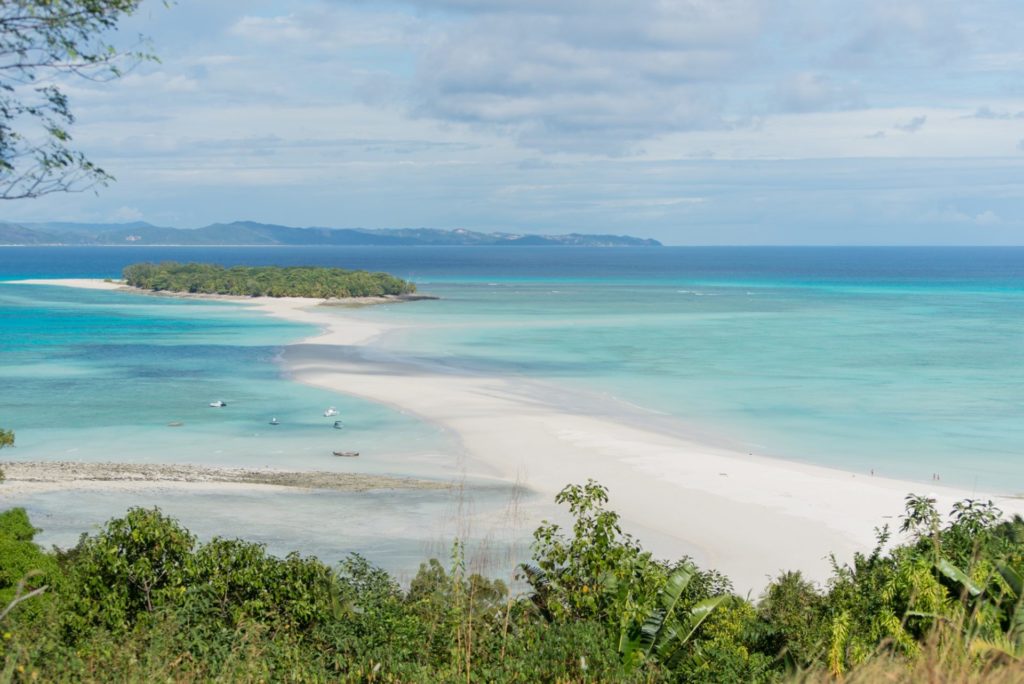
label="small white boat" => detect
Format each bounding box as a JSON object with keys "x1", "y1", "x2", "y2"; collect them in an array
[
  {"x1": 333, "y1": 420, "x2": 344, "y2": 430},
  {"x1": 333, "y1": 450, "x2": 359, "y2": 458},
  {"x1": 209, "y1": 400, "x2": 227, "y2": 408},
  {"x1": 269, "y1": 417, "x2": 280, "y2": 425},
  {"x1": 323, "y1": 407, "x2": 339, "y2": 417}
]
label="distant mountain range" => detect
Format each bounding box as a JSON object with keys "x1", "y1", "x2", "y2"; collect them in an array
[{"x1": 0, "y1": 220, "x2": 662, "y2": 247}]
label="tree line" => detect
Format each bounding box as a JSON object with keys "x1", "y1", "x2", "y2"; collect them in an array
[
  {"x1": 122, "y1": 262, "x2": 417, "y2": 299},
  {"x1": 2, "y1": 479, "x2": 1024, "y2": 681}
]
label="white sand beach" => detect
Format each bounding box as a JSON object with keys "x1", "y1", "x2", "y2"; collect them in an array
[{"x1": 14, "y1": 278, "x2": 1024, "y2": 593}]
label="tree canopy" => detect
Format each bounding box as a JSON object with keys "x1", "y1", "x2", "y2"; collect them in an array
[
  {"x1": 1, "y1": 0, "x2": 147, "y2": 199},
  {"x1": 122, "y1": 261, "x2": 418, "y2": 298},
  {"x1": 4, "y1": 483, "x2": 1024, "y2": 680}
]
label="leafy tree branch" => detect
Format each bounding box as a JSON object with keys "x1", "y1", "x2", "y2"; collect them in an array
[{"x1": 0, "y1": 0, "x2": 154, "y2": 200}]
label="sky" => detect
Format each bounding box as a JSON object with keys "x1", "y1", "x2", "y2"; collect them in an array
[{"x1": 3, "y1": 0, "x2": 1024, "y2": 245}]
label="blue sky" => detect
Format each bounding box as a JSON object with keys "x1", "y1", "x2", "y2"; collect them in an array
[{"x1": 4, "y1": 0, "x2": 1024, "y2": 244}]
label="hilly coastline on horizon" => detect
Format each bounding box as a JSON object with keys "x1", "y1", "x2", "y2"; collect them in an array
[{"x1": 0, "y1": 220, "x2": 661, "y2": 247}]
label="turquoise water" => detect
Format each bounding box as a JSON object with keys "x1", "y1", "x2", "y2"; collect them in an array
[
  {"x1": 0, "y1": 277, "x2": 485, "y2": 573},
  {"x1": 355, "y1": 277, "x2": 1024, "y2": 492},
  {"x1": 2, "y1": 245, "x2": 1023, "y2": 568},
  {"x1": 0, "y1": 282, "x2": 457, "y2": 475}
]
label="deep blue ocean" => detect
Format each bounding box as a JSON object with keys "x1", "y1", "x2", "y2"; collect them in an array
[
  {"x1": 2, "y1": 245, "x2": 1023, "y2": 566},
  {"x1": 2, "y1": 245, "x2": 1024, "y2": 284}
]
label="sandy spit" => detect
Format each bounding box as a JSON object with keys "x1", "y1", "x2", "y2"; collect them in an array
[{"x1": 269, "y1": 295, "x2": 1024, "y2": 593}]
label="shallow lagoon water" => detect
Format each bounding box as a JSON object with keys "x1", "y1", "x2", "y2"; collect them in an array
[
  {"x1": 357, "y1": 279, "x2": 1024, "y2": 492},
  {"x1": 0, "y1": 276, "x2": 482, "y2": 571},
  {"x1": 2, "y1": 246, "x2": 1024, "y2": 571},
  {"x1": 12, "y1": 483, "x2": 529, "y2": 582},
  {"x1": 0, "y1": 282, "x2": 458, "y2": 475},
  {"x1": 336, "y1": 248, "x2": 1024, "y2": 493}
]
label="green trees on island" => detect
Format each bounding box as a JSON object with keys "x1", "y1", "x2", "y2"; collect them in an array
[
  {"x1": 122, "y1": 261, "x2": 417, "y2": 298},
  {"x1": 3, "y1": 482, "x2": 1024, "y2": 681}
]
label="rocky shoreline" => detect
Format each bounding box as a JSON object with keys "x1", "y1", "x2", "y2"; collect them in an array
[
  {"x1": 0, "y1": 461, "x2": 450, "y2": 493},
  {"x1": 102, "y1": 281, "x2": 439, "y2": 305}
]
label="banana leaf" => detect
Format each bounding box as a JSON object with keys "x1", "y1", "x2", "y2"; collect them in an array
[
  {"x1": 619, "y1": 564, "x2": 695, "y2": 662},
  {"x1": 936, "y1": 558, "x2": 983, "y2": 597},
  {"x1": 998, "y1": 562, "x2": 1024, "y2": 598},
  {"x1": 655, "y1": 594, "x2": 732, "y2": 666}
]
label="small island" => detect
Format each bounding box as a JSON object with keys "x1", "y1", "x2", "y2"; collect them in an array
[{"x1": 122, "y1": 261, "x2": 417, "y2": 298}]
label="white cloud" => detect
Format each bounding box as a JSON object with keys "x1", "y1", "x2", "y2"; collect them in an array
[
  {"x1": 229, "y1": 15, "x2": 310, "y2": 43},
  {"x1": 409, "y1": 0, "x2": 765, "y2": 153},
  {"x1": 774, "y1": 72, "x2": 862, "y2": 112},
  {"x1": 591, "y1": 197, "x2": 707, "y2": 209},
  {"x1": 228, "y1": 8, "x2": 428, "y2": 49},
  {"x1": 828, "y1": 0, "x2": 967, "y2": 67},
  {"x1": 9, "y1": 0, "x2": 1024, "y2": 244},
  {"x1": 110, "y1": 206, "x2": 145, "y2": 221},
  {"x1": 975, "y1": 209, "x2": 1002, "y2": 225},
  {"x1": 924, "y1": 206, "x2": 1003, "y2": 226},
  {"x1": 965, "y1": 106, "x2": 1024, "y2": 120},
  {"x1": 894, "y1": 115, "x2": 927, "y2": 133}
]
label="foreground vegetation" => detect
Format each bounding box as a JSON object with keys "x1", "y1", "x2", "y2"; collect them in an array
[
  {"x1": 0, "y1": 429, "x2": 11, "y2": 482},
  {"x1": 3, "y1": 481, "x2": 1024, "y2": 682},
  {"x1": 122, "y1": 262, "x2": 417, "y2": 298}
]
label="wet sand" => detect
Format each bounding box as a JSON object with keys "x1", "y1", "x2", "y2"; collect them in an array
[{"x1": 1, "y1": 460, "x2": 449, "y2": 496}]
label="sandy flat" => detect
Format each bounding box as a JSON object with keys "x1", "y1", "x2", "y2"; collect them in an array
[
  {"x1": 10, "y1": 278, "x2": 1024, "y2": 593},
  {"x1": 12, "y1": 278, "x2": 128, "y2": 291},
  {"x1": 0, "y1": 461, "x2": 448, "y2": 497}
]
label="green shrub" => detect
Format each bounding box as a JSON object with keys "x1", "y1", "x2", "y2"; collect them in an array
[
  {"x1": 64, "y1": 507, "x2": 196, "y2": 634},
  {"x1": 3, "y1": 483, "x2": 1024, "y2": 681},
  {"x1": 756, "y1": 571, "x2": 829, "y2": 666},
  {"x1": 189, "y1": 537, "x2": 338, "y2": 632},
  {"x1": 0, "y1": 508, "x2": 56, "y2": 609}
]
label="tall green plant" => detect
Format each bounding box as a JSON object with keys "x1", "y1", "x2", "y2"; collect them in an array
[
  {"x1": 825, "y1": 495, "x2": 1023, "y2": 675},
  {"x1": 64, "y1": 507, "x2": 197, "y2": 635},
  {"x1": 0, "y1": 428, "x2": 12, "y2": 483},
  {"x1": 618, "y1": 563, "x2": 732, "y2": 669},
  {"x1": 0, "y1": 508, "x2": 55, "y2": 621},
  {"x1": 524, "y1": 480, "x2": 666, "y2": 626},
  {"x1": 970, "y1": 563, "x2": 1024, "y2": 660}
]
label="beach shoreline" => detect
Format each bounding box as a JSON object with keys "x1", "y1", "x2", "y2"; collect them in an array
[
  {"x1": 9, "y1": 278, "x2": 435, "y2": 304},
  {"x1": 10, "y1": 277, "x2": 1024, "y2": 593}
]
